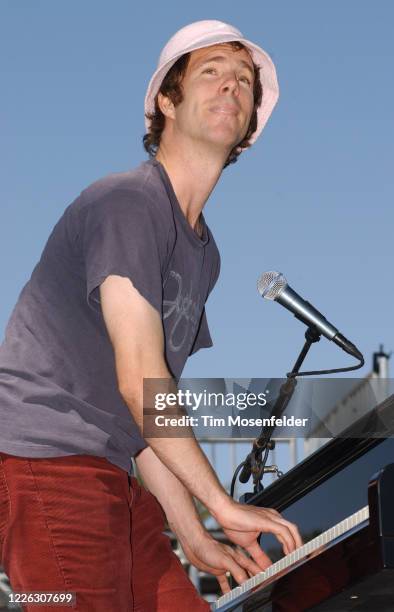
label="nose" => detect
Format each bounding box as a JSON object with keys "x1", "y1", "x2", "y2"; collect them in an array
[{"x1": 219, "y1": 71, "x2": 240, "y2": 96}]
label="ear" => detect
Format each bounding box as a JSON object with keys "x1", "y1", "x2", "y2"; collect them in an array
[{"x1": 157, "y1": 92, "x2": 176, "y2": 120}]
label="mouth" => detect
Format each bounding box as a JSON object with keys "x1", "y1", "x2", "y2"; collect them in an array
[{"x1": 209, "y1": 104, "x2": 239, "y2": 116}]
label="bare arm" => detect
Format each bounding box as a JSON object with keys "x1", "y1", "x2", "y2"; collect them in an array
[
  {"x1": 100, "y1": 275, "x2": 302, "y2": 557},
  {"x1": 136, "y1": 446, "x2": 265, "y2": 590},
  {"x1": 135, "y1": 445, "x2": 205, "y2": 544},
  {"x1": 100, "y1": 275, "x2": 230, "y2": 515}
]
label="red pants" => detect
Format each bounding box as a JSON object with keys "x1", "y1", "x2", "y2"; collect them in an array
[{"x1": 0, "y1": 452, "x2": 210, "y2": 611}]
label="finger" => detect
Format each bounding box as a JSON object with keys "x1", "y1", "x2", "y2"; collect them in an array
[
  {"x1": 217, "y1": 574, "x2": 231, "y2": 594},
  {"x1": 224, "y1": 555, "x2": 249, "y2": 585},
  {"x1": 273, "y1": 517, "x2": 303, "y2": 550},
  {"x1": 245, "y1": 541, "x2": 272, "y2": 570},
  {"x1": 255, "y1": 526, "x2": 288, "y2": 555},
  {"x1": 275, "y1": 533, "x2": 290, "y2": 556},
  {"x1": 254, "y1": 517, "x2": 292, "y2": 555},
  {"x1": 261, "y1": 516, "x2": 298, "y2": 554},
  {"x1": 233, "y1": 549, "x2": 263, "y2": 576},
  {"x1": 262, "y1": 506, "x2": 282, "y2": 518},
  {"x1": 262, "y1": 508, "x2": 303, "y2": 549},
  {"x1": 285, "y1": 521, "x2": 303, "y2": 549}
]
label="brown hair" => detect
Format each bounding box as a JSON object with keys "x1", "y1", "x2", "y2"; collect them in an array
[{"x1": 143, "y1": 42, "x2": 263, "y2": 169}]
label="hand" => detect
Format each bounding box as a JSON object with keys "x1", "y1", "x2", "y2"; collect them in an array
[
  {"x1": 214, "y1": 500, "x2": 303, "y2": 568},
  {"x1": 222, "y1": 526, "x2": 272, "y2": 571},
  {"x1": 178, "y1": 530, "x2": 264, "y2": 594}
]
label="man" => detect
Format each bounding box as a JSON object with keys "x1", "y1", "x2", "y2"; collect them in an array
[{"x1": 0, "y1": 20, "x2": 301, "y2": 611}]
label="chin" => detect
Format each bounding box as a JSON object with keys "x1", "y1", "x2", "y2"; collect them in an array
[{"x1": 205, "y1": 127, "x2": 243, "y2": 150}]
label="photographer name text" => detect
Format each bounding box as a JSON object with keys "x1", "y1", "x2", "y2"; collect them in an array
[{"x1": 154, "y1": 415, "x2": 309, "y2": 428}]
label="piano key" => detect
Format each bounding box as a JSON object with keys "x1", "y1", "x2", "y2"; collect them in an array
[{"x1": 212, "y1": 505, "x2": 369, "y2": 610}]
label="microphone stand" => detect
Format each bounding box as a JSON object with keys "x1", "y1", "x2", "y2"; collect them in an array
[{"x1": 237, "y1": 325, "x2": 321, "y2": 502}]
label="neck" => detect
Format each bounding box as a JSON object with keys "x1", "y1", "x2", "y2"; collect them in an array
[{"x1": 156, "y1": 138, "x2": 229, "y2": 233}]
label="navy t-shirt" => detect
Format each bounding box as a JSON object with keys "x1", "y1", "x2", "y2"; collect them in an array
[{"x1": 0, "y1": 159, "x2": 220, "y2": 473}]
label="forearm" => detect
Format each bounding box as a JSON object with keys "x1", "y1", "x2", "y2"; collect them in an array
[
  {"x1": 135, "y1": 449, "x2": 266, "y2": 590},
  {"x1": 148, "y1": 435, "x2": 230, "y2": 518},
  {"x1": 135, "y1": 445, "x2": 207, "y2": 544},
  {"x1": 125, "y1": 384, "x2": 231, "y2": 519}
]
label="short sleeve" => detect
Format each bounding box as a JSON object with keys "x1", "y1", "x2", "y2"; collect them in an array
[{"x1": 82, "y1": 189, "x2": 166, "y2": 315}]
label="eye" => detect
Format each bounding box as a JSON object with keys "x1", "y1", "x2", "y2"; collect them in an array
[
  {"x1": 202, "y1": 67, "x2": 217, "y2": 75},
  {"x1": 239, "y1": 75, "x2": 252, "y2": 86}
]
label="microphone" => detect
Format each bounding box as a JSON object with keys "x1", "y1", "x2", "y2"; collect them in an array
[{"x1": 257, "y1": 271, "x2": 363, "y2": 361}]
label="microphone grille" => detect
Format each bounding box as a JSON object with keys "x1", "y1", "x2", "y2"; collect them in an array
[{"x1": 257, "y1": 271, "x2": 287, "y2": 300}]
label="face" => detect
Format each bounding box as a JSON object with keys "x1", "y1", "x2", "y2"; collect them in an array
[{"x1": 161, "y1": 43, "x2": 255, "y2": 152}]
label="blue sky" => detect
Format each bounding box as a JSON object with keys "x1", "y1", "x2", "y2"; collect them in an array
[{"x1": 1, "y1": 0, "x2": 393, "y2": 384}]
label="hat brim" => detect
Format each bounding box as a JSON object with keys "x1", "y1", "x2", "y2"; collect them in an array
[{"x1": 144, "y1": 35, "x2": 279, "y2": 147}]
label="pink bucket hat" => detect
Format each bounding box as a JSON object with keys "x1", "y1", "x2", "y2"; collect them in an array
[{"x1": 144, "y1": 20, "x2": 279, "y2": 146}]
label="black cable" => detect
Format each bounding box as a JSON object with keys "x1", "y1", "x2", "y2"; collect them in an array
[
  {"x1": 254, "y1": 446, "x2": 270, "y2": 484},
  {"x1": 286, "y1": 355, "x2": 364, "y2": 378},
  {"x1": 232, "y1": 332, "x2": 364, "y2": 497},
  {"x1": 230, "y1": 461, "x2": 246, "y2": 498},
  {"x1": 230, "y1": 446, "x2": 270, "y2": 499}
]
